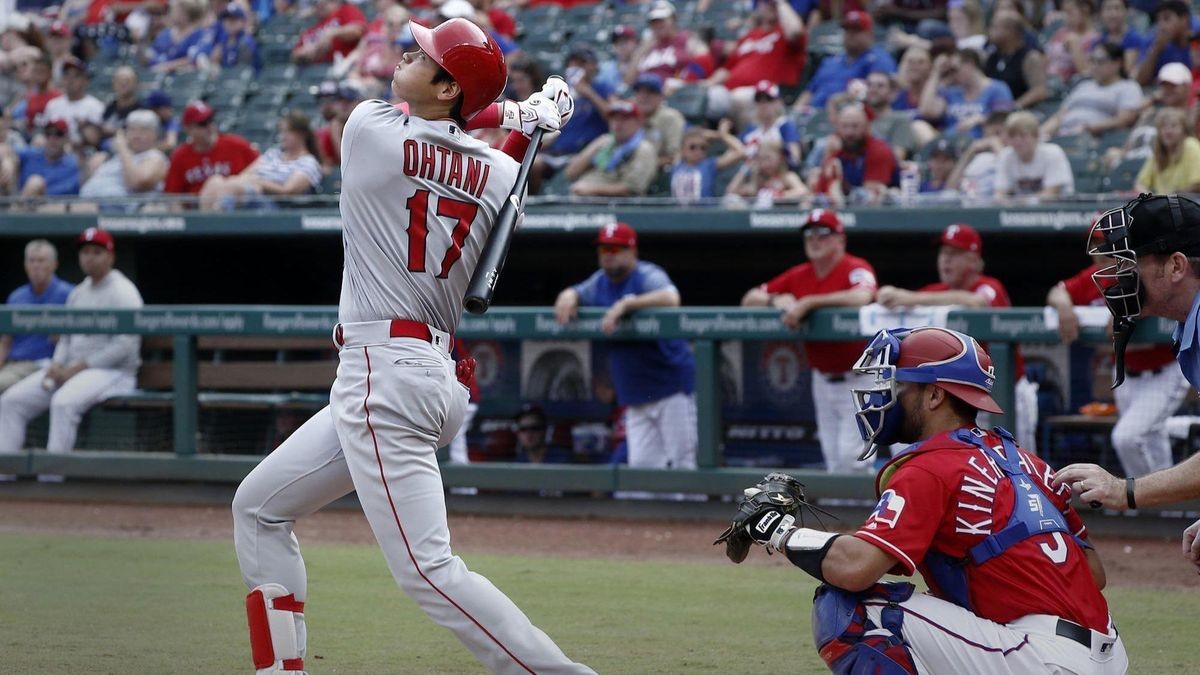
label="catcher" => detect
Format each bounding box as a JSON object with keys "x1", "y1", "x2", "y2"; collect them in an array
[{"x1": 716, "y1": 327, "x2": 1128, "y2": 674}]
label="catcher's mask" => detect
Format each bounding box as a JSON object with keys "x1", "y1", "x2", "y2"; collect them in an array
[
  {"x1": 1088, "y1": 193, "x2": 1200, "y2": 387},
  {"x1": 852, "y1": 327, "x2": 1003, "y2": 461}
]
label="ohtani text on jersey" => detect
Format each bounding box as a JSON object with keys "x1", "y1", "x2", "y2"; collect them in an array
[{"x1": 402, "y1": 140, "x2": 492, "y2": 199}]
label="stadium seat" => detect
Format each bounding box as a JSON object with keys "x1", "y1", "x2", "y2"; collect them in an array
[
  {"x1": 516, "y1": 4, "x2": 561, "y2": 37},
  {"x1": 808, "y1": 22, "x2": 844, "y2": 55},
  {"x1": 1102, "y1": 156, "x2": 1146, "y2": 192}
]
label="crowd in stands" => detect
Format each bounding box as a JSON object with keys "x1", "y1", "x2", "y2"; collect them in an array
[{"x1": 3, "y1": 0, "x2": 1200, "y2": 207}]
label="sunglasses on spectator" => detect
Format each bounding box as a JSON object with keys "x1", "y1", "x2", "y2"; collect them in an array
[
  {"x1": 685, "y1": 143, "x2": 706, "y2": 151},
  {"x1": 803, "y1": 227, "x2": 835, "y2": 239},
  {"x1": 597, "y1": 245, "x2": 628, "y2": 254},
  {"x1": 518, "y1": 424, "x2": 545, "y2": 432},
  {"x1": 44, "y1": 129, "x2": 66, "y2": 138}
]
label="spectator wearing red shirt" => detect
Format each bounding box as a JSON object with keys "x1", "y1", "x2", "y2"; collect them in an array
[
  {"x1": 703, "y1": 0, "x2": 807, "y2": 126},
  {"x1": 164, "y1": 101, "x2": 260, "y2": 196},
  {"x1": 292, "y1": 0, "x2": 367, "y2": 65},
  {"x1": 741, "y1": 209, "x2": 878, "y2": 473},
  {"x1": 813, "y1": 103, "x2": 897, "y2": 207},
  {"x1": 627, "y1": 1, "x2": 710, "y2": 89},
  {"x1": 1047, "y1": 263, "x2": 1188, "y2": 478},
  {"x1": 876, "y1": 223, "x2": 1039, "y2": 453}
]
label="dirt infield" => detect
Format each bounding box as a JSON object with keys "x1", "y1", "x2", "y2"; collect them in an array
[{"x1": 1, "y1": 498, "x2": 1198, "y2": 589}]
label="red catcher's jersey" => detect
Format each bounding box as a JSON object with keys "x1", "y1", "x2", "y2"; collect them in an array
[
  {"x1": 760, "y1": 253, "x2": 877, "y2": 373},
  {"x1": 1060, "y1": 264, "x2": 1176, "y2": 372},
  {"x1": 855, "y1": 429, "x2": 1111, "y2": 632}
]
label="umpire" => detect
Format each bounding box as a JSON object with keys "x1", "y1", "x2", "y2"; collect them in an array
[{"x1": 1053, "y1": 194, "x2": 1200, "y2": 567}]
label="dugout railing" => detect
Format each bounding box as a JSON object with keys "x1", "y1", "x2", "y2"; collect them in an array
[{"x1": 0, "y1": 305, "x2": 1178, "y2": 499}]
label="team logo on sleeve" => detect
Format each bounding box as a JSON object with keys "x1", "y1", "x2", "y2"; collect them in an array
[{"x1": 864, "y1": 489, "x2": 906, "y2": 530}]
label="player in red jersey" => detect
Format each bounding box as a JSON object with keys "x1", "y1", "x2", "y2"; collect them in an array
[
  {"x1": 876, "y1": 223, "x2": 1040, "y2": 453},
  {"x1": 1048, "y1": 261, "x2": 1188, "y2": 478},
  {"x1": 741, "y1": 209, "x2": 878, "y2": 473},
  {"x1": 726, "y1": 327, "x2": 1127, "y2": 673}
]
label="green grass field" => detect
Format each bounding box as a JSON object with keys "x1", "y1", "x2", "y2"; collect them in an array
[{"x1": 0, "y1": 534, "x2": 1193, "y2": 674}]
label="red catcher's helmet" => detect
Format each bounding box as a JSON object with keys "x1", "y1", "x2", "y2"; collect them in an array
[
  {"x1": 895, "y1": 327, "x2": 1003, "y2": 414},
  {"x1": 410, "y1": 18, "x2": 507, "y2": 121}
]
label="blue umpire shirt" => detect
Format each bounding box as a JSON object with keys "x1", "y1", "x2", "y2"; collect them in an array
[
  {"x1": 572, "y1": 261, "x2": 695, "y2": 406},
  {"x1": 1173, "y1": 290, "x2": 1200, "y2": 389},
  {"x1": 6, "y1": 275, "x2": 75, "y2": 361}
]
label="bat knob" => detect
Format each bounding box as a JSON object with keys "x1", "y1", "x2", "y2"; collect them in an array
[{"x1": 464, "y1": 297, "x2": 488, "y2": 315}]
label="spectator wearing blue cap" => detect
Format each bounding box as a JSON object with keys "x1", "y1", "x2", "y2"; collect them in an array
[
  {"x1": 144, "y1": 90, "x2": 181, "y2": 154},
  {"x1": 211, "y1": 4, "x2": 261, "y2": 72},
  {"x1": 632, "y1": 73, "x2": 685, "y2": 167}
]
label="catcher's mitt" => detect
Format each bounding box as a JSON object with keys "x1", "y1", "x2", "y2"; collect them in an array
[{"x1": 714, "y1": 472, "x2": 825, "y2": 563}]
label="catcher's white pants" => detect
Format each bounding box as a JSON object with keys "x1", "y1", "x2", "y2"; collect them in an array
[
  {"x1": 1112, "y1": 366, "x2": 1189, "y2": 477},
  {"x1": 812, "y1": 370, "x2": 875, "y2": 474},
  {"x1": 0, "y1": 366, "x2": 135, "y2": 452},
  {"x1": 864, "y1": 592, "x2": 1127, "y2": 675},
  {"x1": 233, "y1": 333, "x2": 593, "y2": 675}
]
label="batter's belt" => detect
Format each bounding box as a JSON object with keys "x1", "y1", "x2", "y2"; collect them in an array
[{"x1": 334, "y1": 319, "x2": 453, "y2": 354}]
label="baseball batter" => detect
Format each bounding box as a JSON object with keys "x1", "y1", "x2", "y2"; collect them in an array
[
  {"x1": 722, "y1": 327, "x2": 1127, "y2": 673},
  {"x1": 231, "y1": 19, "x2": 592, "y2": 674}
]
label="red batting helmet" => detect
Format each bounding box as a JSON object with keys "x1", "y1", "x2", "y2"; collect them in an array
[{"x1": 410, "y1": 18, "x2": 507, "y2": 121}]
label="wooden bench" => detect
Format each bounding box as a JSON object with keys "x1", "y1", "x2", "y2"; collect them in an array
[{"x1": 94, "y1": 336, "x2": 337, "y2": 452}]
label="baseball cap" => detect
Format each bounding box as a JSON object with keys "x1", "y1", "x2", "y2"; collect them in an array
[
  {"x1": 801, "y1": 209, "x2": 844, "y2": 234},
  {"x1": 144, "y1": 89, "x2": 173, "y2": 108},
  {"x1": 607, "y1": 100, "x2": 641, "y2": 118},
  {"x1": 337, "y1": 80, "x2": 364, "y2": 101},
  {"x1": 612, "y1": 25, "x2": 637, "y2": 42},
  {"x1": 61, "y1": 55, "x2": 88, "y2": 76},
  {"x1": 1158, "y1": 61, "x2": 1192, "y2": 86},
  {"x1": 633, "y1": 73, "x2": 664, "y2": 94},
  {"x1": 841, "y1": 10, "x2": 873, "y2": 32},
  {"x1": 314, "y1": 80, "x2": 339, "y2": 98},
  {"x1": 647, "y1": 0, "x2": 675, "y2": 20},
  {"x1": 753, "y1": 79, "x2": 781, "y2": 101},
  {"x1": 567, "y1": 46, "x2": 597, "y2": 64},
  {"x1": 927, "y1": 137, "x2": 957, "y2": 159},
  {"x1": 939, "y1": 223, "x2": 983, "y2": 254},
  {"x1": 439, "y1": 0, "x2": 475, "y2": 19},
  {"x1": 1126, "y1": 194, "x2": 1200, "y2": 255},
  {"x1": 595, "y1": 222, "x2": 638, "y2": 247},
  {"x1": 220, "y1": 4, "x2": 246, "y2": 19},
  {"x1": 43, "y1": 117, "x2": 69, "y2": 134},
  {"x1": 182, "y1": 100, "x2": 216, "y2": 125},
  {"x1": 78, "y1": 227, "x2": 115, "y2": 252},
  {"x1": 48, "y1": 20, "x2": 70, "y2": 37}
]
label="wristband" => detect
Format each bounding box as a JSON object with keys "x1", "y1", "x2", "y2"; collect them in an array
[{"x1": 1126, "y1": 477, "x2": 1137, "y2": 510}]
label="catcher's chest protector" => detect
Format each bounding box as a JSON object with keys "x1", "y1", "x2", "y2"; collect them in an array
[{"x1": 923, "y1": 428, "x2": 1088, "y2": 611}]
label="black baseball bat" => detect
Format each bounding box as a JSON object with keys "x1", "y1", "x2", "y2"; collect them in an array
[{"x1": 464, "y1": 127, "x2": 545, "y2": 314}]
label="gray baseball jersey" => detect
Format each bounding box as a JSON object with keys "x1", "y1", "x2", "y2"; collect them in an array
[{"x1": 337, "y1": 100, "x2": 520, "y2": 333}]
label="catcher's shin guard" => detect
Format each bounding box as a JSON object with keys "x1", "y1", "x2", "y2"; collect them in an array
[
  {"x1": 812, "y1": 583, "x2": 919, "y2": 675},
  {"x1": 246, "y1": 583, "x2": 307, "y2": 674}
]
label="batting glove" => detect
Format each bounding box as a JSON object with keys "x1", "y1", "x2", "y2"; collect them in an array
[
  {"x1": 540, "y1": 75, "x2": 575, "y2": 129},
  {"x1": 500, "y1": 94, "x2": 562, "y2": 137}
]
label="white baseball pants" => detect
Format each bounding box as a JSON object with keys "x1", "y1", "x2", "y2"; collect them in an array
[
  {"x1": 978, "y1": 376, "x2": 1039, "y2": 454},
  {"x1": 1112, "y1": 366, "x2": 1189, "y2": 477},
  {"x1": 620, "y1": 391, "x2": 699, "y2": 500},
  {"x1": 0, "y1": 366, "x2": 135, "y2": 452},
  {"x1": 813, "y1": 370, "x2": 875, "y2": 474},
  {"x1": 233, "y1": 332, "x2": 593, "y2": 675},
  {"x1": 863, "y1": 592, "x2": 1127, "y2": 674}
]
